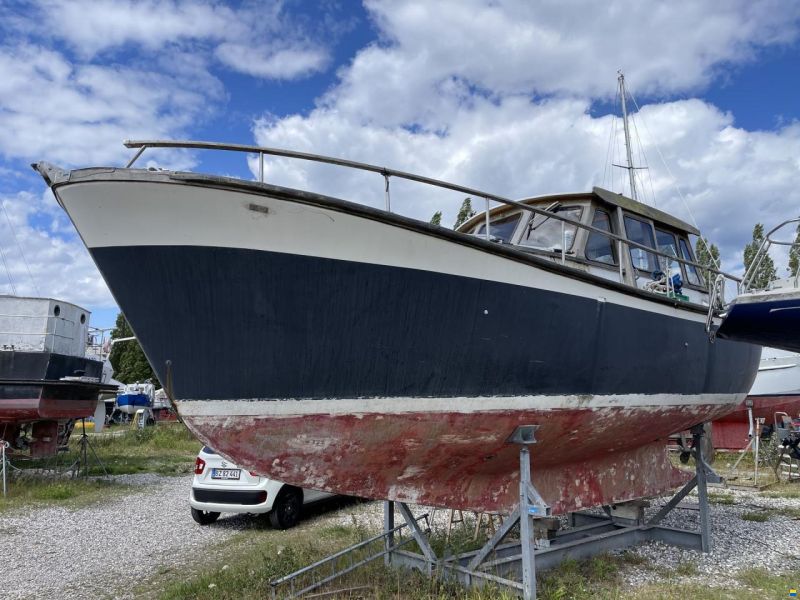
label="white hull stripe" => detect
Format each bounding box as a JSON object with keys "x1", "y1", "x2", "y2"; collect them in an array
[
  {"x1": 176, "y1": 393, "x2": 745, "y2": 417},
  {"x1": 58, "y1": 180, "x2": 708, "y2": 324}
]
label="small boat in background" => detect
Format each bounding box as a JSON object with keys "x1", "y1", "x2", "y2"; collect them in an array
[
  {"x1": 713, "y1": 347, "x2": 800, "y2": 450},
  {"x1": 0, "y1": 295, "x2": 115, "y2": 456},
  {"x1": 716, "y1": 218, "x2": 800, "y2": 353},
  {"x1": 115, "y1": 382, "x2": 154, "y2": 415}
]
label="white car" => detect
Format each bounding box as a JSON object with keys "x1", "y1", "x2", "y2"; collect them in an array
[{"x1": 189, "y1": 446, "x2": 335, "y2": 529}]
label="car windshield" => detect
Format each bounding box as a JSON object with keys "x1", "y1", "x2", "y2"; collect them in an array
[{"x1": 202, "y1": 446, "x2": 216, "y2": 454}]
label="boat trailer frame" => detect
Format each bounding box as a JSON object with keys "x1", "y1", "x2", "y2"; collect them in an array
[{"x1": 270, "y1": 424, "x2": 718, "y2": 599}]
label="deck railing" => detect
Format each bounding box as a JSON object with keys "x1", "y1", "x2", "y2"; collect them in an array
[
  {"x1": 123, "y1": 140, "x2": 741, "y2": 302},
  {"x1": 740, "y1": 217, "x2": 800, "y2": 294}
]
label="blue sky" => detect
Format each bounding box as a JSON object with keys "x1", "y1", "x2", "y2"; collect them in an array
[{"x1": 1, "y1": 0, "x2": 799, "y2": 330}]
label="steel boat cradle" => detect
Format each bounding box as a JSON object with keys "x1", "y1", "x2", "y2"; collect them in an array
[{"x1": 33, "y1": 140, "x2": 761, "y2": 517}]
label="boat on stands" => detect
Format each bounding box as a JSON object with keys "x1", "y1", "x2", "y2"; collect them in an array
[
  {"x1": 712, "y1": 347, "x2": 800, "y2": 450},
  {"x1": 32, "y1": 139, "x2": 761, "y2": 514},
  {"x1": 0, "y1": 296, "x2": 115, "y2": 456}
]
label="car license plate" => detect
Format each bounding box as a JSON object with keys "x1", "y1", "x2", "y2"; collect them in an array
[{"x1": 211, "y1": 468, "x2": 241, "y2": 480}]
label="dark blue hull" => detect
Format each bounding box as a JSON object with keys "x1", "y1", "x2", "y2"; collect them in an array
[
  {"x1": 91, "y1": 245, "x2": 760, "y2": 402},
  {"x1": 718, "y1": 294, "x2": 800, "y2": 353}
]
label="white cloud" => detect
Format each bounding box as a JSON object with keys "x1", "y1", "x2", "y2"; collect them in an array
[
  {"x1": 27, "y1": 0, "x2": 331, "y2": 81},
  {"x1": 325, "y1": 0, "x2": 800, "y2": 128},
  {"x1": 215, "y1": 43, "x2": 329, "y2": 80},
  {"x1": 0, "y1": 44, "x2": 216, "y2": 167},
  {"x1": 0, "y1": 190, "x2": 114, "y2": 306}
]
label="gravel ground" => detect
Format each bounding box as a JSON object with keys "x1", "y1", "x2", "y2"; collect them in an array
[
  {"x1": 4, "y1": 476, "x2": 800, "y2": 599},
  {"x1": 0, "y1": 474, "x2": 247, "y2": 600}
]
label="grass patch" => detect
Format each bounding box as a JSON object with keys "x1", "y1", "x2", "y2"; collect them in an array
[
  {"x1": 741, "y1": 511, "x2": 771, "y2": 522},
  {"x1": 0, "y1": 477, "x2": 131, "y2": 513},
  {"x1": 761, "y1": 483, "x2": 800, "y2": 499},
  {"x1": 707, "y1": 492, "x2": 736, "y2": 505},
  {"x1": 14, "y1": 422, "x2": 200, "y2": 477}
]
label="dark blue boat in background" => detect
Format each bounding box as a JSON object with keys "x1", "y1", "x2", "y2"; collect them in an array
[{"x1": 716, "y1": 218, "x2": 800, "y2": 353}]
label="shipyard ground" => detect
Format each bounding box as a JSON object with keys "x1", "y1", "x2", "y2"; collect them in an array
[{"x1": 3, "y1": 428, "x2": 800, "y2": 599}]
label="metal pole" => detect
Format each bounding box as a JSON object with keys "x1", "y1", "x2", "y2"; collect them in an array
[
  {"x1": 754, "y1": 419, "x2": 761, "y2": 485},
  {"x1": 561, "y1": 220, "x2": 566, "y2": 265},
  {"x1": 693, "y1": 425, "x2": 712, "y2": 553},
  {"x1": 1, "y1": 440, "x2": 7, "y2": 497},
  {"x1": 618, "y1": 240, "x2": 624, "y2": 283},
  {"x1": 383, "y1": 174, "x2": 391, "y2": 212},
  {"x1": 259, "y1": 152, "x2": 264, "y2": 183},
  {"x1": 519, "y1": 445, "x2": 536, "y2": 600},
  {"x1": 383, "y1": 500, "x2": 394, "y2": 567},
  {"x1": 485, "y1": 198, "x2": 491, "y2": 241}
]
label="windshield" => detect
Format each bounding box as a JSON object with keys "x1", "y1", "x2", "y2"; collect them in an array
[
  {"x1": 623, "y1": 215, "x2": 658, "y2": 272},
  {"x1": 520, "y1": 207, "x2": 583, "y2": 251},
  {"x1": 655, "y1": 229, "x2": 680, "y2": 273},
  {"x1": 476, "y1": 213, "x2": 521, "y2": 242}
]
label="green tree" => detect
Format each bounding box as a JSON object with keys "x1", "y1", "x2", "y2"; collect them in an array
[
  {"x1": 695, "y1": 238, "x2": 720, "y2": 290},
  {"x1": 788, "y1": 222, "x2": 800, "y2": 277},
  {"x1": 108, "y1": 313, "x2": 159, "y2": 385},
  {"x1": 743, "y1": 223, "x2": 777, "y2": 290},
  {"x1": 429, "y1": 211, "x2": 442, "y2": 226},
  {"x1": 453, "y1": 197, "x2": 476, "y2": 229}
]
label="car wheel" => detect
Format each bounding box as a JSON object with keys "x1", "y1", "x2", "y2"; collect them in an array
[
  {"x1": 191, "y1": 508, "x2": 220, "y2": 525},
  {"x1": 269, "y1": 487, "x2": 302, "y2": 529}
]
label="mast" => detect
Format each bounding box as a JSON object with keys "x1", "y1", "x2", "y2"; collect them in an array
[{"x1": 617, "y1": 72, "x2": 638, "y2": 202}]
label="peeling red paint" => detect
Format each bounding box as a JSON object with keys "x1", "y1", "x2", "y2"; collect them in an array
[{"x1": 182, "y1": 403, "x2": 729, "y2": 513}]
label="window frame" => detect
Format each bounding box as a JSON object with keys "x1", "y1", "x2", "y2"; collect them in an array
[
  {"x1": 678, "y1": 237, "x2": 705, "y2": 290},
  {"x1": 518, "y1": 204, "x2": 585, "y2": 253},
  {"x1": 584, "y1": 208, "x2": 618, "y2": 267},
  {"x1": 622, "y1": 213, "x2": 659, "y2": 275},
  {"x1": 475, "y1": 211, "x2": 524, "y2": 244}
]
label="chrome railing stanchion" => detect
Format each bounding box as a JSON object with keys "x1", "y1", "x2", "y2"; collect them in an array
[
  {"x1": 383, "y1": 173, "x2": 391, "y2": 212},
  {"x1": 259, "y1": 152, "x2": 264, "y2": 183},
  {"x1": 485, "y1": 197, "x2": 490, "y2": 241}
]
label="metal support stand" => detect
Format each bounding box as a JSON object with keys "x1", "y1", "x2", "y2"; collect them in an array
[
  {"x1": 270, "y1": 423, "x2": 719, "y2": 599},
  {"x1": 1, "y1": 440, "x2": 8, "y2": 497},
  {"x1": 66, "y1": 419, "x2": 109, "y2": 479}
]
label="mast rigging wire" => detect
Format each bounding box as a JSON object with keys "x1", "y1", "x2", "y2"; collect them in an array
[
  {"x1": 627, "y1": 91, "x2": 722, "y2": 270},
  {"x1": 0, "y1": 243, "x2": 17, "y2": 296},
  {"x1": 0, "y1": 198, "x2": 40, "y2": 295}
]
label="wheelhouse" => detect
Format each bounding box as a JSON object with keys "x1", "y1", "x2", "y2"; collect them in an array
[{"x1": 459, "y1": 187, "x2": 708, "y2": 305}]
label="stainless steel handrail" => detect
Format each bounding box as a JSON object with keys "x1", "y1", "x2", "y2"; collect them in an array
[
  {"x1": 123, "y1": 139, "x2": 740, "y2": 286},
  {"x1": 741, "y1": 217, "x2": 800, "y2": 293}
]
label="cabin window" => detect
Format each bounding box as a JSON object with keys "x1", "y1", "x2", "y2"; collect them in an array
[
  {"x1": 520, "y1": 206, "x2": 583, "y2": 252},
  {"x1": 679, "y1": 238, "x2": 704, "y2": 287},
  {"x1": 655, "y1": 229, "x2": 680, "y2": 274},
  {"x1": 476, "y1": 213, "x2": 521, "y2": 243},
  {"x1": 585, "y1": 209, "x2": 616, "y2": 265},
  {"x1": 623, "y1": 215, "x2": 658, "y2": 272}
]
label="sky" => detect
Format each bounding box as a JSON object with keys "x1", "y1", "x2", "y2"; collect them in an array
[{"x1": 1, "y1": 0, "x2": 799, "y2": 330}]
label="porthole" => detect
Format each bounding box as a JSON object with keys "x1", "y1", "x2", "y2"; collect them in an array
[
  {"x1": 80, "y1": 314, "x2": 86, "y2": 324},
  {"x1": 53, "y1": 305, "x2": 61, "y2": 317}
]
